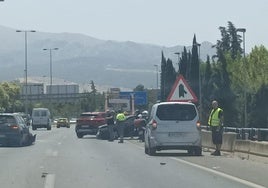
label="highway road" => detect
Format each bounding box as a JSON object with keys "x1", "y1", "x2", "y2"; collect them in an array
[{"x1": 0, "y1": 125, "x2": 267, "y2": 188}]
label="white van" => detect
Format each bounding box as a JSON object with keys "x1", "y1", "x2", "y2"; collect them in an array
[
  {"x1": 31, "y1": 108, "x2": 52, "y2": 130},
  {"x1": 144, "y1": 102, "x2": 202, "y2": 156}
]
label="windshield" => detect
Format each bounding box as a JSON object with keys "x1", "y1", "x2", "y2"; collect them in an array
[{"x1": 0, "y1": 1, "x2": 268, "y2": 188}]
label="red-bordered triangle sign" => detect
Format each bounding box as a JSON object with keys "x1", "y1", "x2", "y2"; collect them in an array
[{"x1": 167, "y1": 74, "x2": 198, "y2": 102}]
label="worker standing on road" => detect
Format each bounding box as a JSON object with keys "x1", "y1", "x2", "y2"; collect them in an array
[
  {"x1": 208, "y1": 100, "x2": 224, "y2": 156},
  {"x1": 116, "y1": 110, "x2": 126, "y2": 143},
  {"x1": 106, "y1": 109, "x2": 115, "y2": 142}
]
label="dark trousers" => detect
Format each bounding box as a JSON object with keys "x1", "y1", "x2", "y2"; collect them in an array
[{"x1": 117, "y1": 121, "x2": 124, "y2": 142}]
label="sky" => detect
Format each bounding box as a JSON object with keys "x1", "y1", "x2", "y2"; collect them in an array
[{"x1": 0, "y1": 0, "x2": 267, "y2": 52}]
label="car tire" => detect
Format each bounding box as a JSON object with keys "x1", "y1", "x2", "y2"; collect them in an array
[
  {"x1": 67, "y1": 126, "x2": 70, "y2": 128},
  {"x1": 57, "y1": 126, "x2": 60, "y2": 128},
  {"x1": 195, "y1": 147, "x2": 202, "y2": 156},
  {"x1": 32, "y1": 126, "x2": 37, "y2": 130},
  {"x1": 148, "y1": 140, "x2": 156, "y2": 156},
  {"x1": 17, "y1": 134, "x2": 24, "y2": 147},
  {"x1": 145, "y1": 145, "x2": 149, "y2": 154},
  {"x1": 47, "y1": 126, "x2": 52, "y2": 130},
  {"x1": 77, "y1": 133, "x2": 83, "y2": 138}
]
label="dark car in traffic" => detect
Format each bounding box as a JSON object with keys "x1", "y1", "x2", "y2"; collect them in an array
[
  {"x1": 0, "y1": 113, "x2": 36, "y2": 146},
  {"x1": 75, "y1": 112, "x2": 107, "y2": 138},
  {"x1": 96, "y1": 115, "x2": 137, "y2": 140}
]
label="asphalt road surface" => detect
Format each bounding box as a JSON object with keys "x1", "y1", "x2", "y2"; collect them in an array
[{"x1": 0, "y1": 125, "x2": 267, "y2": 188}]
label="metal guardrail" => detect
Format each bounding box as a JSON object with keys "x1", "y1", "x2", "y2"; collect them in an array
[{"x1": 201, "y1": 125, "x2": 268, "y2": 142}]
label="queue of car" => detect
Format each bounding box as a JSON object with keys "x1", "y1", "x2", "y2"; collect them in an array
[{"x1": 0, "y1": 101, "x2": 202, "y2": 157}]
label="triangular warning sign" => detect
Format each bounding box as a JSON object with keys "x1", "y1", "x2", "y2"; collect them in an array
[{"x1": 167, "y1": 75, "x2": 198, "y2": 102}]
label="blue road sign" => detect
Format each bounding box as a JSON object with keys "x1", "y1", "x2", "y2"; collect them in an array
[{"x1": 119, "y1": 91, "x2": 147, "y2": 105}]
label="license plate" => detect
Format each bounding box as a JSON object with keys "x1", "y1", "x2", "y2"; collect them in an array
[{"x1": 168, "y1": 132, "x2": 182, "y2": 137}]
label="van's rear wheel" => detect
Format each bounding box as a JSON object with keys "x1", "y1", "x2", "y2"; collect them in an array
[
  {"x1": 148, "y1": 140, "x2": 156, "y2": 156},
  {"x1": 195, "y1": 147, "x2": 202, "y2": 156},
  {"x1": 47, "y1": 126, "x2": 51, "y2": 130}
]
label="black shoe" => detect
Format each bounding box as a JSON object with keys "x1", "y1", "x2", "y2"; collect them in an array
[
  {"x1": 214, "y1": 150, "x2": 221, "y2": 156},
  {"x1": 211, "y1": 151, "x2": 217, "y2": 155}
]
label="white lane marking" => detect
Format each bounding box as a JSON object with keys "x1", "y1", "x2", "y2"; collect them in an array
[
  {"x1": 170, "y1": 157, "x2": 266, "y2": 188},
  {"x1": 129, "y1": 141, "x2": 266, "y2": 188},
  {"x1": 44, "y1": 174, "x2": 55, "y2": 188}
]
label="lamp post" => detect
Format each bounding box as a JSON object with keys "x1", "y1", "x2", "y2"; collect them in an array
[
  {"x1": 154, "y1": 64, "x2": 159, "y2": 89},
  {"x1": 16, "y1": 30, "x2": 36, "y2": 114},
  {"x1": 237, "y1": 28, "x2": 247, "y2": 127},
  {"x1": 43, "y1": 48, "x2": 59, "y2": 95},
  {"x1": 154, "y1": 64, "x2": 159, "y2": 101},
  {"x1": 174, "y1": 52, "x2": 180, "y2": 72}
]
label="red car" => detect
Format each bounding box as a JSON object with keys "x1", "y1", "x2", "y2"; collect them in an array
[{"x1": 75, "y1": 112, "x2": 106, "y2": 138}]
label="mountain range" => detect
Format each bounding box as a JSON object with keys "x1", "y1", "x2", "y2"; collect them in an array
[{"x1": 0, "y1": 25, "x2": 216, "y2": 91}]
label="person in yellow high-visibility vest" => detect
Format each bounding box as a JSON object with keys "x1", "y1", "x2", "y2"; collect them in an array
[
  {"x1": 208, "y1": 100, "x2": 224, "y2": 156},
  {"x1": 116, "y1": 110, "x2": 126, "y2": 143}
]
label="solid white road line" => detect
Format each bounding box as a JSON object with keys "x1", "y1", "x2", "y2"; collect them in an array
[
  {"x1": 128, "y1": 141, "x2": 266, "y2": 188},
  {"x1": 170, "y1": 157, "x2": 266, "y2": 188},
  {"x1": 44, "y1": 174, "x2": 55, "y2": 188}
]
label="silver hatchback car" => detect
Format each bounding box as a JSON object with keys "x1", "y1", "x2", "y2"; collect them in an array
[{"x1": 144, "y1": 102, "x2": 202, "y2": 156}]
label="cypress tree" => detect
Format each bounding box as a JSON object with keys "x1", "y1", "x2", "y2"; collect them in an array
[
  {"x1": 160, "y1": 51, "x2": 167, "y2": 102},
  {"x1": 189, "y1": 35, "x2": 200, "y2": 99},
  {"x1": 165, "y1": 58, "x2": 176, "y2": 100}
]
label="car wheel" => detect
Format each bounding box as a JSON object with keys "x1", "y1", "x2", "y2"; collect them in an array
[
  {"x1": 67, "y1": 126, "x2": 70, "y2": 128},
  {"x1": 148, "y1": 140, "x2": 156, "y2": 156},
  {"x1": 32, "y1": 126, "x2": 37, "y2": 130},
  {"x1": 57, "y1": 126, "x2": 60, "y2": 128},
  {"x1": 194, "y1": 147, "x2": 202, "y2": 156},
  {"x1": 77, "y1": 133, "x2": 83, "y2": 138},
  {"x1": 17, "y1": 134, "x2": 24, "y2": 147},
  {"x1": 144, "y1": 144, "x2": 149, "y2": 154},
  {"x1": 47, "y1": 126, "x2": 52, "y2": 130}
]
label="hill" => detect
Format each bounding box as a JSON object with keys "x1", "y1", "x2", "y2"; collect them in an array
[{"x1": 0, "y1": 25, "x2": 216, "y2": 90}]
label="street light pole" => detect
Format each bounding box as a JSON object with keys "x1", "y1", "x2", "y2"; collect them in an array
[
  {"x1": 154, "y1": 64, "x2": 159, "y2": 89},
  {"x1": 237, "y1": 28, "x2": 247, "y2": 127},
  {"x1": 174, "y1": 52, "x2": 180, "y2": 72},
  {"x1": 43, "y1": 48, "x2": 59, "y2": 95},
  {"x1": 16, "y1": 30, "x2": 36, "y2": 114},
  {"x1": 154, "y1": 64, "x2": 159, "y2": 101}
]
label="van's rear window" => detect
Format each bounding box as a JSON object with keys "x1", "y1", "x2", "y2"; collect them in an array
[{"x1": 156, "y1": 104, "x2": 197, "y2": 121}]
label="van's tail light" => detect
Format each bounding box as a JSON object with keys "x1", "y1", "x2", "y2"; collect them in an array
[
  {"x1": 196, "y1": 121, "x2": 201, "y2": 129},
  {"x1": 152, "y1": 119, "x2": 157, "y2": 129}
]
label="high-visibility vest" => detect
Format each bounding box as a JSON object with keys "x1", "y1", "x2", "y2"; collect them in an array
[
  {"x1": 116, "y1": 113, "x2": 125, "y2": 122},
  {"x1": 208, "y1": 108, "x2": 223, "y2": 127}
]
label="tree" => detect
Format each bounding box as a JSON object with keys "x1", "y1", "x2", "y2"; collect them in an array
[
  {"x1": 160, "y1": 51, "x2": 167, "y2": 102},
  {"x1": 179, "y1": 47, "x2": 188, "y2": 77},
  {"x1": 249, "y1": 84, "x2": 268, "y2": 128},
  {"x1": 189, "y1": 35, "x2": 200, "y2": 99},
  {"x1": 0, "y1": 82, "x2": 21, "y2": 112},
  {"x1": 165, "y1": 58, "x2": 176, "y2": 101},
  {"x1": 134, "y1": 84, "x2": 145, "y2": 91}
]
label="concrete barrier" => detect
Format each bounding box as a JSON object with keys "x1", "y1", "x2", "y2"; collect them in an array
[
  {"x1": 201, "y1": 130, "x2": 237, "y2": 152},
  {"x1": 235, "y1": 140, "x2": 268, "y2": 157},
  {"x1": 202, "y1": 130, "x2": 268, "y2": 157}
]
